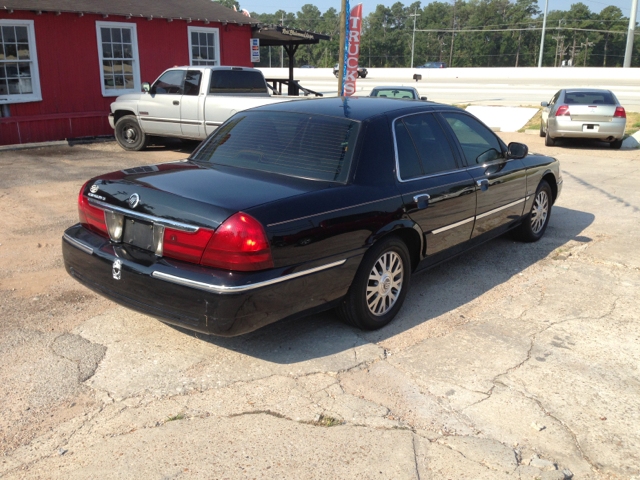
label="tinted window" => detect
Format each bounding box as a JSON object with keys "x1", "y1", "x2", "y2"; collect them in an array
[
  {"x1": 209, "y1": 70, "x2": 267, "y2": 94},
  {"x1": 402, "y1": 114, "x2": 457, "y2": 175},
  {"x1": 192, "y1": 111, "x2": 359, "y2": 183},
  {"x1": 564, "y1": 91, "x2": 615, "y2": 105},
  {"x1": 442, "y1": 113, "x2": 503, "y2": 165},
  {"x1": 372, "y1": 89, "x2": 415, "y2": 99},
  {"x1": 153, "y1": 70, "x2": 184, "y2": 95},
  {"x1": 183, "y1": 70, "x2": 202, "y2": 96},
  {"x1": 394, "y1": 121, "x2": 422, "y2": 180}
]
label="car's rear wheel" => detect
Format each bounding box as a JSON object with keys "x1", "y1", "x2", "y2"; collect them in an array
[
  {"x1": 513, "y1": 180, "x2": 552, "y2": 242},
  {"x1": 359, "y1": 73, "x2": 367, "y2": 78},
  {"x1": 539, "y1": 121, "x2": 545, "y2": 138},
  {"x1": 610, "y1": 139, "x2": 623, "y2": 150},
  {"x1": 337, "y1": 236, "x2": 411, "y2": 330},
  {"x1": 115, "y1": 115, "x2": 148, "y2": 151},
  {"x1": 545, "y1": 131, "x2": 555, "y2": 147}
]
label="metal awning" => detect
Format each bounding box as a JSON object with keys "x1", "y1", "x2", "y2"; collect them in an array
[{"x1": 252, "y1": 26, "x2": 331, "y2": 96}]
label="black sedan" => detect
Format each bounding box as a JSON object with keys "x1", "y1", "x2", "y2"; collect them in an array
[{"x1": 62, "y1": 98, "x2": 562, "y2": 336}]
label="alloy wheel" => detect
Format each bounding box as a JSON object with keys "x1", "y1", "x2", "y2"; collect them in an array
[
  {"x1": 531, "y1": 190, "x2": 549, "y2": 234},
  {"x1": 366, "y1": 251, "x2": 403, "y2": 316}
]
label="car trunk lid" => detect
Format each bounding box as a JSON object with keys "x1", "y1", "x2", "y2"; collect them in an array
[{"x1": 568, "y1": 104, "x2": 616, "y2": 122}]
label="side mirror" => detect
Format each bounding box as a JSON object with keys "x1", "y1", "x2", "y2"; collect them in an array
[
  {"x1": 507, "y1": 142, "x2": 528, "y2": 159},
  {"x1": 540, "y1": 101, "x2": 548, "y2": 107},
  {"x1": 420, "y1": 96, "x2": 428, "y2": 101},
  {"x1": 142, "y1": 82, "x2": 150, "y2": 93}
]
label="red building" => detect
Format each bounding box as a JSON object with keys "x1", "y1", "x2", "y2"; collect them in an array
[{"x1": 0, "y1": 0, "x2": 258, "y2": 146}]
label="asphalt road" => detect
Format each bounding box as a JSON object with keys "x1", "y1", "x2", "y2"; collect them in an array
[
  {"x1": 0, "y1": 136, "x2": 639, "y2": 479},
  {"x1": 297, "y1": 75, "x2": 640, "y2": 111}
]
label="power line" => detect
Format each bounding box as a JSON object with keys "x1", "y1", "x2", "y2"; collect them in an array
[{"x1": 416, "y1": 26, "x2": 628, "y2": 34}]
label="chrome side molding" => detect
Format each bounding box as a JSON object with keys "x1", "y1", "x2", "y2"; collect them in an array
[{"x1": 152, "y1": 259, "x2": 347, "y2": 294}]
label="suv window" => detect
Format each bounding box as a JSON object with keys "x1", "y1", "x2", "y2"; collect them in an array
[
  {"x1": 183, "y1": 70, "x2": 202, "y2": 96},
  {"x1": 442, "y1": 113, "x2": 503, "y2": 165},
  {"x1": 394, "y1": 114, "x2": 458, "y2": 180},
  {"x1": 192, "y1": 111, "x2": 359, "y2": 183},
  {"x1": 209, "y1": 70, "x2": 267, "y2": 94},
  {"x1": 153, "y1": 70, "x2": 185, "y2": 95}
]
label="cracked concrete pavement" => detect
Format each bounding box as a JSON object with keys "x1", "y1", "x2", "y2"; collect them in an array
[{"x1": 0, "y1": 135, "x2": 638, "y2": 479}]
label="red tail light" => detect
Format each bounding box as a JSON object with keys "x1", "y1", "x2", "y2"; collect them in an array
[
  {"x1": 614, "y1": 107, "x2": 626, "y2": 118},
  {"x1": 78, "y1": 182, "x2": 108, "y2": 236},
  {"x1": 201, "y1": 212, "x2": 273, "y2": 271},
  {"x1": 163, "y1": 228, "x2": 214, "y2": 264},
  {"x1": 555, "y1": 105, "x2": 570, "y2": 117}
]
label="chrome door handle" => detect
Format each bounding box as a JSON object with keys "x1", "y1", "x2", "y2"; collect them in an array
[
  {"x1": 477, "y1": 179, "x2": 489, "y2": 191},
  {"x1": 413, "y1": 194, "x2": 430, "y2": 209}
]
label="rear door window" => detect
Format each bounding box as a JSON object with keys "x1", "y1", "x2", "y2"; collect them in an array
[
  {"x1": 183, "y1": 70, "x2": 202, "y2": 96},
  {"x1": 394, "y1": 113, "x2": 458, "y2": 180},
  {"x1": 441, "y1": 113, "x2": 503, "y2": 165},
  {"x1": 209, "y1": 70, "x2": 267, "y2": 94},
  {"x1": 152, "y1": 70, "x2": 185, "y2": 95}
]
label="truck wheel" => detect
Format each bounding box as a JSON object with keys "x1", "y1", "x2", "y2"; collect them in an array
[{"x1": 115, "y1": 115, "x2": 148, "y2": 151}]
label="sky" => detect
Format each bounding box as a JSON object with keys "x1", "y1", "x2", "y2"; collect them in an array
[{"x1": 239, "y1": 0, "x2": 638, "y2": 20}]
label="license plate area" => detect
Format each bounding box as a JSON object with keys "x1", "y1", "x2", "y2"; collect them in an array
[
  {"x1": 583, "y1": 124, "x2": 599, "y2": 132},
  {"x1": 123, "y1": 218, "x2": 155, "y2": 252}
]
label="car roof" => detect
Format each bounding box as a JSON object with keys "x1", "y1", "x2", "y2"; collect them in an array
[
  {"x1": 563, "y1": 88, "x2": 612, "y2": 94},
  {"x1": 249, "y1": 96, "x2": 458, "y2": 122},
  {"x1": 371, "y1": 86, "x2": 416, "y2": 90}
]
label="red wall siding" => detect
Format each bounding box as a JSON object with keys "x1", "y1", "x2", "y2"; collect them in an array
[{"x1": 0, "y1": 11, "x2": 252, "y2": 145}]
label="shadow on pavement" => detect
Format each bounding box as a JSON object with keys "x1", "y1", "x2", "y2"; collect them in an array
[
  {"x1": 548, "y1": 137, "x2": 617, "y2": 150},
  {"x1": 145, "y1": 137, "x2": 201, "y2": 154},
  {"x1": 170, "y1": 205, "x2": 595, "y2": 364}
]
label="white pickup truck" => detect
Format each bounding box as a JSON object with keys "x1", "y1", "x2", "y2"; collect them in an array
[{"x1": 108, "y1": 66, "x2": 295, "y2": 151}]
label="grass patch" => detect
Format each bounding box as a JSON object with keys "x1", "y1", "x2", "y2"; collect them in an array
[
  {"x1": 301, "y1": 414, "x2": 344, "y2": 427},
  {"x1": 626, "y1": 111, "x2": 640, "y2": 134},
  {"x1": 518, "y1": 106, "x2": 543, "y2": 133},
  {"x1": 452, "y1": 104, "x2": 469, "y2": 110},
  {"x1": 166, "y1": 413, "x2": 186, "y2": 422}
]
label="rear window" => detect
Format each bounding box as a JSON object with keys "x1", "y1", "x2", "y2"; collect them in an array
[
  {"x1": 372, "y1": 89, "x2": 415, "y2": 99},
  {"x1": 209, "y1": 70, "x2": 267, "y2": 94},
  {"x1": 564, "y1": 91, "x2": 615, "y2": 105},
  {"x1": 192, "y1": 111, "x2": 359, "y2": 183}
]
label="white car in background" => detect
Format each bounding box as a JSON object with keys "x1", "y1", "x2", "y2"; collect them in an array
[{"x1": 540, "y1": 88, "x2": 626, "y2": 149}]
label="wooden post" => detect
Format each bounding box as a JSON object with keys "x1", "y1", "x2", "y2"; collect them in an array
[{"x1": 338, "y1": 0, "x2": 347, "y2": 96}]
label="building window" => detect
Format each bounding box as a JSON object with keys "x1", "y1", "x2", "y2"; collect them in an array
[
  {"x1": 96, "y1": 21, "x2": 140, "y2": 97},
  {"x1": 0, "y1": 19, "x2": 42, "y2": 104},
  {"x1": 188, "y1": 27, "x2": 220, "y2": 66}
]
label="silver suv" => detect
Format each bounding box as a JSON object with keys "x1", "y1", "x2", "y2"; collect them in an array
[{"x1": 540, "y1": 89, "x2": 626, "y2": 149}]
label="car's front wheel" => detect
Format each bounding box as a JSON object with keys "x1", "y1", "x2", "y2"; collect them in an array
[
  {"x1": 513, "y1": 180, "x2": 552, "y2": 242},
  {"x1": 610, "y1": 139, "x2": 623, "y2": 150},
  {"x1": 337, "y1": 236, "x2": 411, "y2": 330},
  {"x1": 115, "y1": 115, "x2": 148, "y2": 151}
]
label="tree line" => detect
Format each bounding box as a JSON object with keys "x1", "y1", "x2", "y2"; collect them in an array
[{"x1": 217, "y1": 0, "x2": 639, "y2": 68}]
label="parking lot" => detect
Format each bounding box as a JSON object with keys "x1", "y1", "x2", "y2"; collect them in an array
[{"x1": 0, "y1": 135, "x2": 639, "y2": 479}]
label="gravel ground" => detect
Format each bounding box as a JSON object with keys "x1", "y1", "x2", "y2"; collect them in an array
[{"x1": 0, "y1": 134, "x2": 638, "y2": 479}]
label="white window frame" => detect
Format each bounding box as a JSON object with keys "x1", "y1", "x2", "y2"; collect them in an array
[
  {"x1": 188, "y1": 26, "x2": 221, "y2": 66},
  {"x1": 0, "y1": 19, "x2": 42, "y2": 105},
  {"x1": 95, "y1": 21, "x2": 141, "y2": 97}
]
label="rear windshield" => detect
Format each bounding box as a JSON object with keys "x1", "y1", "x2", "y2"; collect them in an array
[
  {"x1": 564, "y1": 91, "x2": 615, "y2": 105},
  {"x1": 192, "y1": 111, "x2": 360, "y2": 183},
  {"x1": 372, "y1": 89, "x2": 415, "y2": 99},
  {"x1": 209, "y1": 70, "x2": 267, "y2": 94}
]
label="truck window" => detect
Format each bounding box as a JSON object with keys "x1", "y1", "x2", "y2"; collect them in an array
[
  {"x1": 183, "y1": 70, "x2": 202, "y2": 96},
  {"x1": 209, "y1": 70, "x2": 267, "y2": 94},
  {"x1": 152, "y1": 70, "x2": 185, "y2": 95}
]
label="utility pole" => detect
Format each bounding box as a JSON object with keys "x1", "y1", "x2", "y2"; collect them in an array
[
  {"x1": 409, "y1": 7, "x2": 421, "y2": 68},
  {"x1": 581, "y1": 38, "x2": 594, "y2": 67},
  {"x1": 552, "y1": 34, "x2": 564, "y2": 67},
  {"x1": 269, "y1": 46, "x2": 271, "y2": 68},
  {"x1": 449, "y1": 0, "x2": 456, "y2": 67},
  {"x1": 571, "y1": 37, "x2": 576, "y2": 66},
  {"x1": 280, "y1": 13, "x2": 284, "y2": 68},
  {"x1": 338, "y1": 0, "x2": 347, "y2": 96},
  {"x1": 624, "y1": 0, "x2": 639, "y2": 67},
  {"x1": 537, "y1": 0, "x2": 549, "y2": 67}
]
